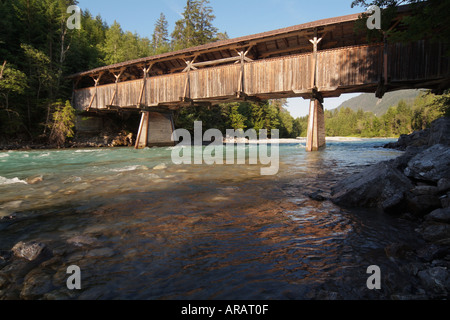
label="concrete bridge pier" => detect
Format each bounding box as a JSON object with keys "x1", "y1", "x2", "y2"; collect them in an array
[
  {"x1": 135, "y1": 111, "x2": 176, "y2": 149},
  {"x1": 306, "y1": 97, "x2": 326, "y2": 152}
]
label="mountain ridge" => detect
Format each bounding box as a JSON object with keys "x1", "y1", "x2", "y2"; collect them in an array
[{"x1": 335, "y1": 89, "x2": 424, "y2": 116}]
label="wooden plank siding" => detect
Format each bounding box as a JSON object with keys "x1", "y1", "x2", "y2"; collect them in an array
[
  {"x1": 73, "y1": 41, "x2": 449, "y2": 112},
  {"x1": 316, "y1": 44, "x2": 383, "y2": 91},
  {"x1": 388, "y1": 40, "x2": 449, "y2": 82}
]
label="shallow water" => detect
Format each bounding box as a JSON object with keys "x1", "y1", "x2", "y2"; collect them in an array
[{"x1": 0, "y1": 140, "x2": 424, "y2": 299}]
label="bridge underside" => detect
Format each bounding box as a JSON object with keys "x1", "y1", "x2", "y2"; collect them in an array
[{"x1": 70, "y1": 6, "x2": 450, "y2": 150}]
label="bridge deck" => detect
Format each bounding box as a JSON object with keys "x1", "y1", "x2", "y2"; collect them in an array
[{"x1": 73, "y1": 40, "x2": 449, "y2": 112}]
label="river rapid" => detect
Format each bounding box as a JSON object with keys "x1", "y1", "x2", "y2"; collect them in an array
[{"x1": 0, "y1": 139, "x2": 425, "y2": 300}]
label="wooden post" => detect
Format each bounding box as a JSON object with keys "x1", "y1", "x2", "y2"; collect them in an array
[
  {"x1": 109, "y1": 69, "x2": 124, "y2": 106},
  {"x1": 135, "y1": 111, "x2": 149, "y2": 149},
  {"x1": 87, "y1": 73, "x2": 103, "y2": 111},
  {"x1": 306, "y1": 97, "x2": 325, "y2": 152},
  {"x1": 309, "y1": 30, "x2": 322, "y2": 89},
  {"x1": 237, "y1": 51, "x2": 245, "y2": 97},
  {"x1": 138, "y1": 64, "x2": 153, "y2": 107},
  {"x1": 306, "y1": 30, "x2": 325, "y2": 152},
  {"x1": 182, "y1": 58, "x2": 197, "y2": 101}
]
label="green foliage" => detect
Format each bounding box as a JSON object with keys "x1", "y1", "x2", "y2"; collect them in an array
[
  {"x1": 101, "y1": 21, "x2": 152, "y2": 65},
  {"x1": 152, "y1": 13, "x2": 171, "y2": 54},
  {"x1": 49, "y1": 100, "x2": 76, "y2": 146},
  {"x1": 351, "y1": 0, "x2": 450, "y2": 53},
  {"x1": 171, "y1": 0, "x2": 218, "y2": 50},
  {"x1": 323, "y1": 91, "x2": 448, "y2": 138}
]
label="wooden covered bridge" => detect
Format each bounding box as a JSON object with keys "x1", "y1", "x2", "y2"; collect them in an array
[{"x1": 69, "y1": 5, "x2": 450, "y2": 151}]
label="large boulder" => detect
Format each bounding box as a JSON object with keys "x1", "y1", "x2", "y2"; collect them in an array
[
  {"x1": 404, "y1": 144, "x2": 450, "y2": 183},
  {"x1": 384, "y1": 129, "x2": 430, "y2": 150},
  {"x1": 384, "y1": 117, "x2": 450, "y2": 150},
  {"x1": 427, "y1": 117, "x2": 450, "y2": 147},
  {"x1": 330, "y1": 161, "x2": 413, "y2": 211}
]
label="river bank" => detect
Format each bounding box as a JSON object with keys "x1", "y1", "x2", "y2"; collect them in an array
[{"x1": 329, "y1": 117, "x2": 450, "y2": 299}]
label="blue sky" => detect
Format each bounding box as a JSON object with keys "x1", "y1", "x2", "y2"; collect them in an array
[{"x1": 76, "y1": 0, "x2": 369, "y2": 117}]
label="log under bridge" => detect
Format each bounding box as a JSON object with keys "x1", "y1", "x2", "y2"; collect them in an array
[{"x1": 69, "y1": 5, "x2": 450, "y2": 151}]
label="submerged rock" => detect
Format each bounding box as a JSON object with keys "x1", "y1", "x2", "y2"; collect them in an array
[
  {"x1": 67, "y1": 235, "x2": 98, "y2": 247},
  {"x1": 306, "y1": 190, "x2": 327, "y2": 202},
  {"x1": 12, "y1": 241, "x2": 48, "y2": 261},
  {"x1": 86, "y1": 247, "x2": 115, "y2": 258},
  {"x1": 26, "y1": 176, "x2": 43, "y2": 185},
  {"x1": 153, "y1": 163, "x2": 167, "y2": 170},
  {"x1": 20, "y1": 269, "x2": 55, "y2": 300}
]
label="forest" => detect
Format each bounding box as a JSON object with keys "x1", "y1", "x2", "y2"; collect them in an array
[{"x1": 0, "y1": 0, "x2": 449, "y2": 146}]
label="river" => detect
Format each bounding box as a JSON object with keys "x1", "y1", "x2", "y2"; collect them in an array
[{"x1": 0, "y1": 139, "x2": 425, "y2": 300}]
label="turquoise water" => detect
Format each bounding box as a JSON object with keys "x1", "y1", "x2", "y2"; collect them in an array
[{"x1": 0, "y1": 140, "x2": 423, "y2": 299}]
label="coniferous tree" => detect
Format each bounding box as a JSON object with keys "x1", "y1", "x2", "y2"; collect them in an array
[
  {"x1": 171, "y1": 0, "x2": 218, "y2": 50},
  {"x1": 152, "y1": 13, "x2": 171, "y2": 54}
]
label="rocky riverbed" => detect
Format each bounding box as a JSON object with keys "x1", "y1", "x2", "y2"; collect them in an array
[
  {"x1": 0, "y1": 130, "x2": 135, "y2": 151},
  {"x1": 330, "y1": 117, "x2": 450, "y2": 299}
]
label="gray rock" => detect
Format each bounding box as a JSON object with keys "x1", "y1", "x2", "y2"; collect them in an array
[
  {"x1": 420, "y1": 224, "x2": 450, "y2": 242},
  {"x1": 428, "y1": 117, "x2": 450, "y2": 147},
  {"x1": 330, "y1": 161, "x2": 413, "y2": 211},
  {"x1": 417, "y1": 267, "x2": 449, "y2": 295},
  {"x1": 385, "y1": 129, "x2": 430, "y2": 151},
  {"x1": 416, "y1": 244, "x2": 450, "y2": 262},
  {"x1": 406, "y1": 194, "x2": 442, "y2": 216},
  {"x1": 404, "y1": 144, "x2": 450, "y2": 183},
  {"x1": 438, "y1": 178, "x2": 450, "y2": 193},
  {"x1": 425, "y1": 207, "x2": 450, "y2": 223},
  {"x1": 307, "y1": 190, "x2": 327, "y2": 202},
  {"x1": 411, "y1": 185, "x2": 439, "y2": 196},
  {"x1": 442, "y1": 192, "x2": 450, "y2": 208},
  {"x1": 12, "y1": 241, "x2": 47, "y2": 261},
  {"x1": 385, "y1": 243, "x2": 413, "y2": 259}
]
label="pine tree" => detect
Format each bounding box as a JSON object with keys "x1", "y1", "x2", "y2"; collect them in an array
[
  {"x1": 171, "y1": 0, "x2": 218, "y2": 50},
  {"x1": 152, "y1": 13, "x2": 170, "y2": 54}
]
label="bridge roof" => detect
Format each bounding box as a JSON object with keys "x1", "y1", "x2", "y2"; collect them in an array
[{"x1": 70, "y1": 5, "x2": 411, "y2": 87}]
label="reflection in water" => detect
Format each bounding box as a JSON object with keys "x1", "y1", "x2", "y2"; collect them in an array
[{"x1": 0, "y1": 141, "x2": 422, "y2": 299}]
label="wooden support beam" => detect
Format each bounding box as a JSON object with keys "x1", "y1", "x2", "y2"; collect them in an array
[
  {"x1": 109, "y1": 68, "x2": 125, "y2": 106},
  {"x1": 306, "y1": 98, "x2": 325, "y2": 152},
  {"x1": 137, "y1": 64, "x2": 153, "y2": 107},
  {"x1": 309, "y1": 30, "x2": 322, "y2": 89},
  {"x1": 87, "y1": 72, "x2": 103, "y2": 111}
]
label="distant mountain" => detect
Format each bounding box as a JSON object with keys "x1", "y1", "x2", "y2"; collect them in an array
[{"x1": 335, "y1": 89, "x2": 424, "y2": 116}]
